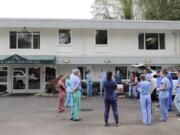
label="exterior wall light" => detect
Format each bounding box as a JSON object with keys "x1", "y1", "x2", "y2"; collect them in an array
[
  {"x1": 104, "y1": 59, "x2": 111, "y2": 64},
  {"x1": 63, "y1": 59, "x2": 70, "y2": 64},
  {"x1": 144, "y1": 59, "x2": 151, "y2": 64}
]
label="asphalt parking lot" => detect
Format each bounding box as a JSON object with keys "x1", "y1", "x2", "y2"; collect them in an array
[{"x1": 0, "y1": 95, "x2": 180, "y2": 135}]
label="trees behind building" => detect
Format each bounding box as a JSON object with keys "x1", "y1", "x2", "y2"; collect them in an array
[{"x1": 91, "y1": 0, "x2": 180, "y2": 20}]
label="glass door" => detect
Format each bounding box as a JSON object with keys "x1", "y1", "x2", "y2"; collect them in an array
[
  {"x1": 13, "y1": 68, "x2": 26, "y2": 91},
  {"x1": 28, "y1": 67, "x2": 40, "y2": 90}
]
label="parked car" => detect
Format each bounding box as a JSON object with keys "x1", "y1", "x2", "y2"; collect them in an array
[
  {"x1": 130, "y1": 64, "x2": 178, "y2": 100},
  {"x1": 13, "y1": 70, "x2": 38, "y2": 89}
]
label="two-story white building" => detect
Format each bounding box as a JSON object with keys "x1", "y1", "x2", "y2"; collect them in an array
[{"x1": 0, "y1": 18, "x2": 179, "y2": 93}]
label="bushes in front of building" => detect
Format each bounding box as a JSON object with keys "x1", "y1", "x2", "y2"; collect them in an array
[
  {"x1": 81, "y1": 81, "x2": 100, "y2": 96},
  {"x1": 45, "y1": 78, "x2": 59, "y2": 94},
  {"x1": 45, "y1": 79, "x2": 100, "y2": 95}
]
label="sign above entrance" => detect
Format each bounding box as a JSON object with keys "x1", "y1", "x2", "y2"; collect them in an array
[{"x1": 0, "y1": 54, "x2": 56, "y2": 64}]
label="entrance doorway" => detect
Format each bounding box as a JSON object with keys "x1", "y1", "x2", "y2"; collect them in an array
[{"x1": 12, "y1": 67, "x2": 41, "y2": 93}]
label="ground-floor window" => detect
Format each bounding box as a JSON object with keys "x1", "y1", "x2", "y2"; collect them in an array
[
  {"x1": 150, "y1": 66, "x2": 162, "y2": 71},
  {"x1": 77, "y1": 66, "x2": 87, "y2": 80},
  {"x1": 115, "y1": 66, "x2": 128, "y2": 79},
  {"x1": 0, "y1": 67, "x2": 8, "y2": 92},
  {"x1": 45, "y1": 67, "x2": 56, "y2": 82}
]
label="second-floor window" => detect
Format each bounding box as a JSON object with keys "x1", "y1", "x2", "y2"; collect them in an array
[
  {"x1": 96, "y1": 30, "x2": 108, "y2": 45},
  {"x1": 58, "y1": 29, "x2": 71, "y2": 45},
  {"x1": 10, "y1": 31, "x2": 40, "y2": 49},
  {"x1": 138, "y1": 33, "x2": 165, "y2": 50}
]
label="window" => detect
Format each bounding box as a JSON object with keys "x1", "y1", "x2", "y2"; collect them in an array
[
  {"x1": 58, "y1": 29, "x2": 71, "y2": 44},
  {"x1": 45, "y1": 67, "x2": 56, "y2": 82},
  {"x1": 77, "y1": 66, "x2": 87, "y2": 80},
  {"x1": 115, "y1": 66, "x2": 128, "y2": 79},
  {"x1": 10, "y1": 31, "x2": 40, "y2": 49},
  {"x1": 138, "y1": 33, "x2": 165, "y2": 50},
  {"x1": 0, "y1": 67, "x2": 8, "y2": 92},
  {"x1": 96, "y1": 30, "x2": 108, "y2": 45},
  {"x1": 150, "y1": 66, "x2": 162, "y2": 71}
]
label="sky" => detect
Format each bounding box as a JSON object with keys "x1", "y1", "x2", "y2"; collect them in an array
[{"x1": 0, "y1": 0, "x2": 94, "y2": 19}]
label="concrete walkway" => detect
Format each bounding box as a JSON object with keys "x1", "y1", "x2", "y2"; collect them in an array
[{"x1": 0, "y1": 96, "x2": 180, "y2": 135}]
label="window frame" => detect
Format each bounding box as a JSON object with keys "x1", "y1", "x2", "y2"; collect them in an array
[
  {"x1": 114, "y1": 66, "x2": 128, "y2": 80},
  {"x1": 138, "y1": 33, "x2": 165, "y2": 50},
  {"x1": 9, "y1": 31, "x2": 40, "y2": 49},
  {"x1": 57, "y1": 29, "x2": 72, "y2": 46},
  {"x1": 95, "y1": 30, "x2": 108, "y2": 46}
]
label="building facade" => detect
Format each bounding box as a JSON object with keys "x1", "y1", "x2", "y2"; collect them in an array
[{"x1": 0, "y1": 19, "x2": 179, "y2": 93}]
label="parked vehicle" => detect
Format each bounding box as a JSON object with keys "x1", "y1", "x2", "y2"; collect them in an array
[{"x1": 130, "y1": 64, "x2": 178, "y2": 100}]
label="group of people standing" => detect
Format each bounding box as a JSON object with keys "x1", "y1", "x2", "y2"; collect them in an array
[
  {"x1": 56, "y1": 67, "x2": 180, "y2": 127},
  {"x1": 132, "y1": 68, "x2": 180, "y2": 125},
  {"x1": 58, "y1": 69, "x2": 82, "y2": 121}
]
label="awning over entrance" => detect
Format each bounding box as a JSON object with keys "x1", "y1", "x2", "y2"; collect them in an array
[{"x1": 0, "y1": 54, "x2": 56, "y2": 64}]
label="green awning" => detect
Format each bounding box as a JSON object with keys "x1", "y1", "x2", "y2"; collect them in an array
[{"x1": 0, "y1": 54, "x2": 56, "y2": 64}]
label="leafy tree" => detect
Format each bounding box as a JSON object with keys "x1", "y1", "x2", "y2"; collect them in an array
[
  {"x1": 91, "y1": 0, "x2": 134, "y2": 19},
  {"x1": 91, "y1": 0, "x2": 180, "y2": 20},
  {"x1": 138, "y1": 0, "x2": 180, "y2": 20},
  {"x1": 120, "y1": 0, "x2": 134, "y2": 19}
]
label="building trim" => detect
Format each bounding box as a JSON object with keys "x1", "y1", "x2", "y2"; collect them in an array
[
  {"x1": 56, "y1": 56, "x2": 180, "y2": 65},
  {"x1": 0, "y1": 18, "x2": 180, "y2": 30}
]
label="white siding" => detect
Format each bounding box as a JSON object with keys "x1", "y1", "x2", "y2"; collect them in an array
[{"x1": 0, "y1": 28, "x2": 178, "y2": 57}]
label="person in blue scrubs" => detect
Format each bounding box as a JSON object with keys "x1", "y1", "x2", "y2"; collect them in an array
[
  {"x1": 138, "y1": 74, "x2": 152, "y2": 125},
  {"x1": 129, "y1": 72, "x2": 137, "y2": 97},
  {"x1": 174, "y1": 70, "x2": 180, "y2": 116},
  {"x1": 103, "y1": 71, "x2": 119, "y2": 127},
  {"x1": 65, "y1": 74, "x2": 72, "y2": 107},
  {"x1": 114, "y1": 70, "x2": 122, "y2": 84},
  {"x1": 156, "y1": 71, "x2": 162, "y2": 89},
  {"x1": 99, "y1": 70, "x2": 106, "y2": 96},
  {"x1": 86, "y1": 70, "x2": 93, "y2": 96},
  {"x1": 156, "y1": 71, "x2": 162, "y2": 98},
  {"x1": 157, "y1": 69, "x2": 170, "y2": 122},
  {"x1": 167, "y1": 72, "x2": 173, "y2": 111},
  {"x1": 144, "y1": 69, "x2": 152, "y2": 81}
]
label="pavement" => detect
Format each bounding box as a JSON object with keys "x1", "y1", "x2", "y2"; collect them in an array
[{"x1": 0, "y1": 96, "x2": 180, "y2": 135}]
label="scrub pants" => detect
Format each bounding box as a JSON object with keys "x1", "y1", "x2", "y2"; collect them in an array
[
  {"x1": 86, "y1": 81, "x2": 92, "y2": 96},
  {"x1": 100, "y1": 81, "x2": 104, "y2": 96},
  {"x1": 128, "y1": 85, "x2": 132, "y2": 96},
  {"x1": 174, "y1": 94, "x2": 180, "y2": 113},
  {"x1": 104, "y1": 99, "x2": 119, "y2": 124},
  {"x1": 58, "y1": 91, "x2": 65, "y2": 112},
  {"x1": 168, "y1": 88, "x2": 173, "y2": 111},
  {"x1": 128, "y1": 85, "x2": 137, "y2": 97},
  {"x1": 159, "y1": 92, "x2": 169, "y2": 121},
  {"x1": 65, "y1": 92, "x2": 72, "y2": 107},
  {"x1": 71, "y1": 91, "x2": 81, "y2": 120},
  {"x1": 140, "y1": 95, "x2": 152, "y2": 125}
]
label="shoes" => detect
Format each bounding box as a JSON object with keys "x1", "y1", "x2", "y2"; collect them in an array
[
  {"x1": 70, "y1": 118, "x2": 73, "y2": 121},
  {"x1": 104, "y1": 123, "x2": 109, "y2": 126},
  {"x1": 159, "y1": 118, "x2": 168, "y2": 122},
  {"x1": 116, "y1": 123, "x2": 120, "y2": 127},
  {"x1": 176, "y1": 113, "x2": 180, "y2": 117},
  {"x1": 73, "y1": 118, "x2": 82, "y2": 121},
  {"x1": 58, "y1": 110, "x2": 64, "y2": 113}
]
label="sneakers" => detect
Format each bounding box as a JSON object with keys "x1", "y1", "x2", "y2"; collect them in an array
[
  {"x1": 159, "y1": 118, "x2": 168, "y2": 122},
  {"x1": 104, "y1": 123, "x2": 120, "y2": 127},
  {"x1": 104, "y1": 123, "x2": 109, "y2": 126},
  {"x1": 73, "y1": 118, "x2": 82, "y2": 121},
  {"x1": 176, "y1": 113, "x2": 180, "y2": 117},
  {"x1": 116, "y1": 123, "x2": 120, "y2": 127}
]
